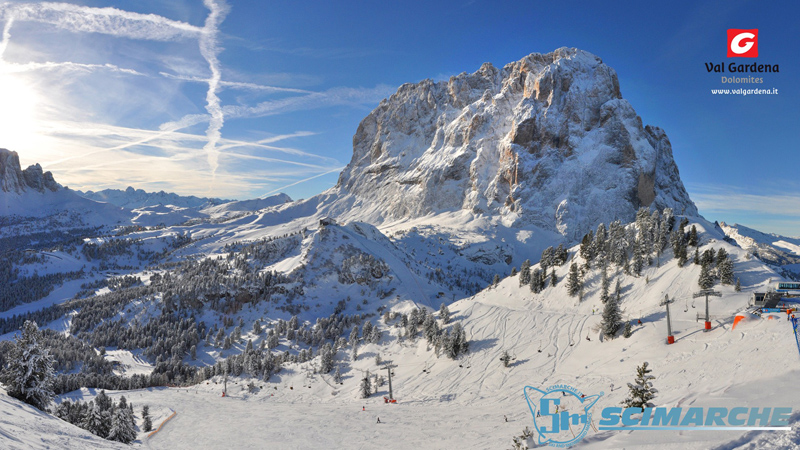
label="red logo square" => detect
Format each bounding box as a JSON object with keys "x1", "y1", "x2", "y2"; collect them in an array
[{"x1": 727, "y1": 29, "x2": 758, "y2": 57}]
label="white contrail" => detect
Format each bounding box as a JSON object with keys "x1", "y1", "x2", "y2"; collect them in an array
[
  {"x1": 260, "y1": 166, "x2": 344, "y2": 198},
  {"x1": 0, "y1": 2, "x2": 202, "y2": 41},
  {"x1": 0, "y1": 17, "x2": 13, "y2": 59},
  {"x1": 198, "y1": 0, "x2": 229, "y2": 186}
]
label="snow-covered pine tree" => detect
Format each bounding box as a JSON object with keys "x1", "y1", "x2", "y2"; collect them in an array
[
  {"x1": 333, "y1": 366, "x2": 343, "y2": 384},
  {"x1": 142, "y1": 405, "x2": 152, "y2": 432},
  {"x1": 540, "y1": 247, "x2": 554, "y2": 270},
  {"x1": 82, "y1": 401, "x2": 111, "y2": 439},
  {"x1": 580, "y1": 231, "x2": 595, "y2": 262},
  {"x1": 719, "y1": 258, "x2": 734, "y2": 285},
  {"x1": 519, "y1": 259, "x2": 531, "y2": 287},
  {"x1": 623, "y1": 321, "x2": 632, "y2": 338},
  {"x1": 716, "y1": 247, "x2": 728, "y2": 265},
  {"x1": 555, "y1": 244, "x2": 569, "y2": 266},
  {"x1": 360, "y1": 371, "x2": 372, "y2": 398},
  {"x1": 600, "y1": 267, "x2": 610, "y2": 304},
  {"x1": 632, "y1": 239, "x2": 644, "y2": 276},
  {"x1": 601, "y1": 288, "x2": 622, "y2": 338},
  {"x1": 530, "y1": 269, "x2": 542, "y2": 294},
  {"x1": 688, "y1": 225, "x2": 698, "y2": 247},
  {"x1": 320, "y1": 343, "x2": 334, "y2": 373},
  {"x1": 698, "y1": 262, "x2": 714, "y2": 289},
  {"x1": 1, "y1": 320, "x2": 55, "y2": 411},
  {"x1": 735, "y1": 278, "x2": 742, "y2": 292},
  {"x1": 108, "y1": 405, "x2": 137, "y2": 444},
  {"x1": 550, "y1": 268, "x2": 558, "y2": 287},
  {"x1": 622, "y1": 362, "x2": 657, "y2": 412},
  {"x1": 693, "y1": 247, "x2": 700, "y2": 265},
  {"x1": 439, "y1": 303, "x2": 450, "y2": 324},
  {"x1": 349, "y1": 326, "x2": 359, "y2": 348},
  {"x1": 567, "y1": 263, "x2": 581, "y2": 297},
  {"x1": 493, "y1": 274, "x2": 500, "y2": 286}
]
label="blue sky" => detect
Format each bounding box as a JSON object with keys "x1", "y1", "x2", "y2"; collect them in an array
[{"x1": 0, "y1": 1, "x2": 797, "y2": 236}]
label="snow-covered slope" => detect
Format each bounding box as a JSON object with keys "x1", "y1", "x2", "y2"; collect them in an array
[
  {"x1": 0, "y1": 388, "x2": 131, "y2": 449},
  {"x1": 67, "y1": 219, "x2": 800, "y2": 450},
  {"x1": 721, "y1": 222, "x2": 800, "y2": 279}
]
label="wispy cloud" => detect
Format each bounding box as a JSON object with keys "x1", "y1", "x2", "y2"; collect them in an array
[
  {"x1": 689, "y1": 183, "x2": 800, "y2": 217},
  {"x1": 0, "y1": 2, "x2": 202, "y2": 41},
  {"x1": 0, "y1": 2, "x2": 389, "y2": 201},
  {"x1": 159, "y1": 72, "x2": 314, "y2": 94},
  {"x1": 261, "y1": 166, "x2": 344, "y2": 198},
  {"x1": 224, "y1": 85, "x2": 395, "y2": 119}
]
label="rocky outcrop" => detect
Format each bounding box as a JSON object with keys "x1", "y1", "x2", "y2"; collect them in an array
[
  {"x1": 0, "y1": 149, "x2": 61, "y2": 194},
  {"x1": 333, "y1": 48, "x2": 697, "y2": 239}
]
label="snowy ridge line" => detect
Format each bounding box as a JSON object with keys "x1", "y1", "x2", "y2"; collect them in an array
[{"x1": 147, "y1": 410, "x2": 177, "y2": 439}]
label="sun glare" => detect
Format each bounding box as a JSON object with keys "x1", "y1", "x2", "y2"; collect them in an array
[{"x1": 0, "y1": 74, "x2": 39, "y2": 151}]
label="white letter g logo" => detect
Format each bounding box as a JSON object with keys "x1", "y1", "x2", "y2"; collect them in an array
[{"x1": 730, "y1": 32, "x2": 755, "y2": 54}]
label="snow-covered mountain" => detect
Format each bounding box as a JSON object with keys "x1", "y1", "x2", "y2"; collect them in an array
[
  {"x1": 77, "y1": 186, "x2": 229, "y2": 210},
  {"x1": 321, "y1": 48, "x2": 697, "y2": 239},
  {"x1": 0, "y1": 148, "x2": 60, "y2": 194},
  {"x1": 720, "y1": 222, "x2": 800, "y2": 279},
  {"x1": 0, "y1": 149, "x2": 131, "y2": 223}
]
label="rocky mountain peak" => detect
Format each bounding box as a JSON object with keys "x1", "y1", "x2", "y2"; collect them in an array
[
  {"x1": 333, "y1": 48, "x2": 697, "y2": 239},
  {"x1": 0, "y1": 148, "x2": 61, "y2": 194}
]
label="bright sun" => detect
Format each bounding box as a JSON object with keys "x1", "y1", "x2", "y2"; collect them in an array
[{"x1": 0, "y1": 74, "x2": 39, "y2": 151}]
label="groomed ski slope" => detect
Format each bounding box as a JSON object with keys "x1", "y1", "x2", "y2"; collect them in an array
[{"x1": 62, "y1": 221, "x2": 800, "y2": 449}]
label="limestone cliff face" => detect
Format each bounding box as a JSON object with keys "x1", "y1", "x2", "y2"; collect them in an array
[
  {"x1": 0, "y1": 149, "x2": 61, "y2": 194},
  {"x1": 333, "y1": 48, "x2": 697, "y2": 239}
]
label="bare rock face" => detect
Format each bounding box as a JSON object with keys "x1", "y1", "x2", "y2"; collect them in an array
[
  {"x1": 0, "y1": 149, "x2": 61, "y2": 194},
  {"x1": 333, "y1": 48, "x2": 697, "y2": 239}
]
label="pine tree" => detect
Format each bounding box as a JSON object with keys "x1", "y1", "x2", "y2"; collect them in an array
[
  {"x1": 600, "y1": 268, "x2": 610, "y2": 303},
  {"x1": 693, "y1": 248, "x2": 700, "y2": 265},
  {"x1": 688, "y1": 225, "x2": 698, "y2": 247},
  {"x1": 439, "y1": 303, "x2": 450, "y2": 324},
  {"x1": 519, "y1": 259, "x2": 531, "y2": 287},
  {"x1": 735, "y1": 277, "x2": 742, "y2": 292},
  {"x1": 108, "y1": 406, "x2": 137, "y2": 444},
  {"x1": 360, "y1": 371, "x2": 372, "y2": 398},
  {"x1": 333, "y1": 366, "x2": 343, "y2": 384},
  {"x1": 567, "y1": 263, "x2": 581, "y2": 297},
  {"x1": 716, "y1": 247, "x2": 728, "y2": 265},
  {"x1": 719, "y1": 258, "x2": 735, "y2": 285},
  {"x1": 540, "y1": 247, "x2": 554, "y2": 270},
  {"x1": 319, "y1": 343, "x2": 334, "y2": 373},
  {"x1": 622, "y1": 362, "x2": 657, "y2": 412},
  {"x1": 550, "y1": 268, "x2": 557, "y2": 287},
  {"x1": 623, "y1": 321, "x2": 632, "y2": 338},
  {"x1": 601, "y1": 289, "x2": 622, "y2": 338},
  {"x1": 632, "y1": 240, "x2": 644, "y2": 276},
  {"x1": 493, "y1": 274, "x2": 500, "y2": 286},
  {"x1": 82, "y1": 402, "x2": 111, "y2": 438},
  {"x1": 1, "y1": 320, "x2": 55, "y2": 411},
  {"x1": 698, "y1": 262, "x2": 714, "y2": 289},
  {"x1": 142, "y1": 405, "x2": 153, "y2": 432}
]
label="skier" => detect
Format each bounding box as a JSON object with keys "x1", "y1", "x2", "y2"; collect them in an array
[
  {"x1": 586, "y1": 336, "x2": 591, "y2": 341},
  {"x1": 504, "y1": 415, "x2": 508, "y2": 422},
  {"x1": 362, "y1": 406, "x2": 365, "y2": 411},
  {"x1": 377, "y1": 417, "x2": 381, "y2": 424}
]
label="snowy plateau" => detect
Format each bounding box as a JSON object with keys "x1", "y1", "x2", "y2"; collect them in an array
[{"x1": 1, "y1": 48, "x2": 799, "y2": 450}]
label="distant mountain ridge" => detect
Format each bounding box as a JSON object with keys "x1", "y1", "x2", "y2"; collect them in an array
[{"x1": 77, "y1": 186, "x2": 230, "y2": 210}]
